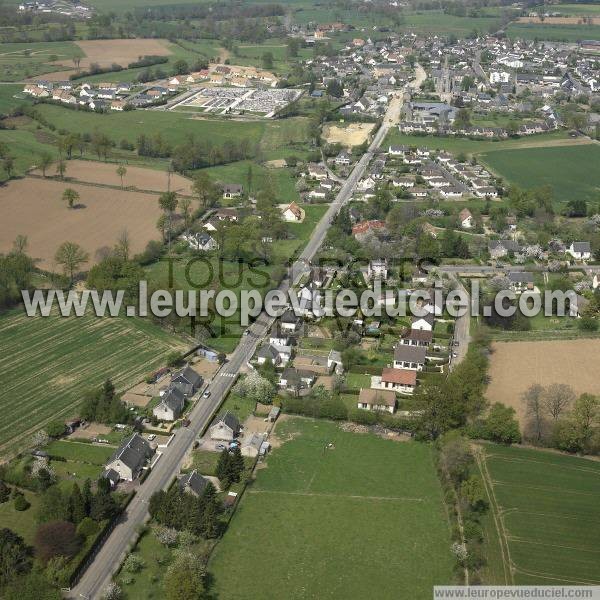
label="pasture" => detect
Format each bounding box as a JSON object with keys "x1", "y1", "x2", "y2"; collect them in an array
[
  {"x1": 209, "y1": 418, "x2": 454, "y2": 599},
  {"x1": 0, "y1": 309, "x2": 186, "y2": 455},
  {"x1": 478, "y1": 443, "x2": 600, "y2": 585},
  {"x1": 486, "y1": 340, "x2": 600, "y2": 425},
  {"x1": 0, "y1": 177, "x2": 163, "y2": 270},
  {"x1": 480, "y1": 145, "x2": 600, "y2": 204},
  {"x1": 31, "y1": 104, "x2": 267, "y2": 149}
]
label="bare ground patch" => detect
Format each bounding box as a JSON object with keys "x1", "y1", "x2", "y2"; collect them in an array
[
  {"x1": 322, "y1": 122, "x2": 375, "y2": 147},
  {"x1": 486, "y1": 340, "x2": 600, "y2": 425},
  {"x1": 38, "y1": 38, "x2": 173, "y2": 81},
  {"x1": 0, "y1": 177, "x2": 163, "y2": 270},
  {"x1": 32, "y1": 160, "x2": 193, "y2": 195},
  {"x1": 517, "y1": 16, "x2": 600, "y2": 24}
]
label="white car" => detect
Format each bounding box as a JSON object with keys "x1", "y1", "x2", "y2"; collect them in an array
[
  {"x1": 203, "y1": 390, "x2": 211, "y2": 398},
  {"x1": 148, "y1": 434, "x2": 156, "y2": 441}
]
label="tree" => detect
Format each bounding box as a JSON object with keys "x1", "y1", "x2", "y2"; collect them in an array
[
  {"x1": 56, "y1": 160, "x2": 67, "y2": 180},
  {"x1": 454, "y1": 108, "x2": 472, "y2": 130},
  {"x1": 163, "y1": 551, "x2": 205, "y2": 600},
  {"x1": 34, "y1": 520, "x2": 81, "y2": 564},
  {"x1": 192, "y1": 172, "x2": 219, "y2": 211},
  {"x1": 39, "y1": 153, "x2": 53, "y2": 177},
  {"x1": 62, "y1": 187, "x2": 79, "y2": 209},
  {"x1": 543, "y1": 383, "x2": 575, "y2": 420},
  {"x1": 179, "y1": 197, "x2": 192, "y2": 231},
  {"x1": 158, "y1": 191, "x2": 178, "y2": 253},
  {"x1": 2, "y1": 156, "x2": 14, "y2": 179},
  {"x1": 116, "y1": 164, "x2": 127, "y2": 188},
  {"x1": 68, "y1": 483, "x2": 87, "y2": 524},
  {"x1": 261, "y1": 51, "x2": 274, "y2": 70},
  {"x1": 3, "y1": 571, "x2": 61, "y2": 600},
  {"x1": 45, "y1": 420, "x2": 65, "y2": 438},
  {"x1": 326, "y1": 79, "x2": 344, "y2": 98},
  {"x1": 522, "y1": 384, "x2": 547, "y2": 443},
  {"x1": 54, "y1": 242, "x2": 89, "y2": 285},
  {"x1": 0, "y1": 528, "x2": 33, "y2": 586},
  {"x1": 460, "y1": 475, "x2": 488, "y2": 512},
  {"x1": 477, "y1": 403, "x2": 521, "y2": 444}
]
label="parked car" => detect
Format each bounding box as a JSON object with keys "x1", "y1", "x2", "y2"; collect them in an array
[
  {"x1": 216, "y1": 443, "x2": 226, "y2": 450},
  {"x1": 203, "y1": 390, "x2": 211, "y2": 398},
  {"x1": 182, "y1": 419, "x2": 191, "y2": 427},
  {"x1": 148, "y1": 434, "x2": 156, "y2": 441}
]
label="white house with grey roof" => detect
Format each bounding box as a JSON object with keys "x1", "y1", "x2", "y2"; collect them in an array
[
  {"x1": 209, "y1": 411, "x2": 241, "y2": 441},
  {"x1": 567, "y1": 242, "x2": 592, "y2": 261},
  {"x1": 153, "y1": 386, "x2": 185, "y2": 421},
  {"x1": 104, "y1": 433, "x2": 154, "y2": 482}
]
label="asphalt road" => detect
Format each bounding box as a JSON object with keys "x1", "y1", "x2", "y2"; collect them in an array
[{"x1": 71, "y1": 82, "x2": 410, "y2": 600}]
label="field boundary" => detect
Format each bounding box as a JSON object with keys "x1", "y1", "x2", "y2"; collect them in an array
[{"x1": 474, "y1": 446, "x2": 513, "y2": 585}]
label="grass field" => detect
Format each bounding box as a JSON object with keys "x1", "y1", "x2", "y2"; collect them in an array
[
  {"x1": 479, "y1": 145, "x2": 600, "y2": 204},
  {"x1": 0, "y1": 488, "x2": 40, "y2": 543},
  {"x1": 0, "y1": 128, "x2": 57, "y2": 181},
  {"x1": 0, "y1": 309, "x2": 186, "y2": 454},
  {"x1": 506, "y1": 22, "x2": 600, "y2": 40},
  {"x1": 209, "y1": 418, "x2": 453, "y2": 599},
  {"x1": 46, "y1": 439, "x2": 116, "y2": 464},
  {"x1": 403, "y1": 10, "x2": 503, "y2": 35},
  {"x1": 31, "y1": 104, "x2": 267, "y2": 148},
  {"x1": 478, "y1": 443, "x2": 600, "y2": 585}
]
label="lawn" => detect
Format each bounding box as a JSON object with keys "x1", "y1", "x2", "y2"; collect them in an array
[
  {"x1": 479, "y1": 145, "x2": 600, "y2": 205},
  {"x1": 0, "y1": 128, "x2": 58, "y2": 181},
  {"x1": 0, "y1": 489, "x2": 40, "y2": 544},
  {"x1": 46, "y1": 440, "x2": 116, "y2": 464},
  {"x1": 0, "y1": 309, "x2": 186, "y2": 455},
  {"x1": 209, "y1": 418, "x2": 454, "y2": 599},
  {"x1": 478, "y1": 443, "x2": 600, "y2": 585}
]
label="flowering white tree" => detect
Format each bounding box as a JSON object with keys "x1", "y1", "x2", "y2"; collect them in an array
[
  {"x1": 451, "y1": 541, "x2": 468, "y2": 563},
  {"x1": 31, "y1": 456, "x2": 55, "y2": 479},
  {"x1": 233, "y1": 371, "x2": 275, "y2": 404},
  {"x1": 154, "y1": 525, "x2": 178, "y2": 547},
  {"x1": 102, "y1": 583, "x2": 122, "y2": 600},
  {"x1": 31, "y1": 429, "x2": 49, "y2": 448}
]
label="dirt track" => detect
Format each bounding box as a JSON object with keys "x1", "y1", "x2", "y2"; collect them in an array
[
  {"x1": 0, "y1": 177, "x2": 163, "y2": 270},
  {"x1": 486, "y1": 339, "x2": 600, "y2": 424}
]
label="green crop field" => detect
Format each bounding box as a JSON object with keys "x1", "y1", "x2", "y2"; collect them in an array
[
  {"x1": 480, "y1": 145, "x2": 600, "y2": 204},
  {"x1": 403, "y1": 10, "x2": 503, "y2": 36},
  {"x1": 0, "y1": 309, "x2": 186, "y2": 454},
  {"x1": 0, "y1": 40, "x2": 83, "y2": 81},
  {"x1": 209, "y1": 418, "x2": 454, "y2": 599},
  {"x1": 530, "y1": 4, "x2": 600, "y2": 16},
  {"x1": 506, "y1": 23, "x2": 600, "y2": 41},
  {"x1": 478, "y1": 443, "x2": 600, "y2": 585}
]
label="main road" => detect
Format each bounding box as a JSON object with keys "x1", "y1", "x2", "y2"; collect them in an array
[{"x1": 71, "y1": 75, "x2": 417, "y2": 599}]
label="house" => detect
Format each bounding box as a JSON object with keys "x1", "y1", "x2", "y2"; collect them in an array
[
  {"x1": 388, "y1": 144, "x2": 409, "y2": 156},
  {"x1": 269, "y1": 325, "x2": 290, "y2": 347},
  {"x1": 153, "y1": 386, "x2": 185, "y2": 421},
  {"x1": 171, "y1": 365, "x2": 203, "y2": 397},
  {"x1": 411, "y1": 312, "x2": 435, "y2": 332},
  {"x1": 400, "y1": 328, "x2": 432, "y2": 347},
  {"x1": 352, "y1": 220, "x2": 385, "y2": 238},
  {"x1": 110, "y1": 99, "x2": 126, "y2": 111},
  {"x1": 281, "y1": 202, "x2": 303, "y2": 222},
  {"x1": 567, "y1": 241, "x2": 592, "y2": 261},
  {"x1": 570, "y1": 294, "x2": 590, "y2": 318},
  {"x1": 371, "y1": 367, "x2": 417, "y2": 394},
  {"x1": 357, "y1": 388, "x2": 396, "y2": 414},
  {"x1": 178, "y1": 470, "x2": 210, "y2": 496},
  {"x1": 393, "y1": 344, "x2": 426, "y2": 371},
  {"x1": 213, "y1": 208, "x2": 238, "y2": 222},
  {"x1": 308, "y1": 163, "x2": 328, "y2": 180},
  {"x1": 222, "y1": 184, "x2": 243, "y2": 199},
  {"x1": 241, "y1": 433, "x2": 265, "y2": 458},
  {"x1": 209, "y1": 412, "x2": 241, "y2": 441},
  {"x1": 183, "y1": 232, "x2": 218, "y2": 252},
  {"x1": 367, "y1": 259, "x2": 388, "y2": 281},
  {"x1": 104, "y1": 433, "x2": 153, "y2": 482},
  {"x1": 256, "y1": 343, "x2": 291, "y2": 366},
  {"x1": 488, "y1": 240, "x2": 520, "y2": 259},
  {"x1": 335, "y1": 150, "x2": 352, "y2": 166},
  {"x1": 280, "y1": 309, "x2": 302, "y2": 332},
  {"x1": 508, "y1": 272, "x2": 534, "y2": 293},
  {"x1": 459, "y1": 208, "x2": 474, "y2": 229},
  {"x1": 327, "y1": 349, "x2": 343, "y2": 374},
  {"x1": 308, "y1": 186, "x2": 328, "y2": 200},
  {"x1": 279, "y1": 367, "x2": 316, "y2": 394}
]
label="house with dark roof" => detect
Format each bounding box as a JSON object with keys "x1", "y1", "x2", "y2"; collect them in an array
[
  {"x1": 153, "y1": 386, "x2": 186, "y2": 421},
  {"x1": 222, "y1": 184, "x2": 243, "y2": 199},
  {"x1": 104, "y1": 433, "x2": 153, "y2": 482},
  {"x1": 178, "y1": 470, "x2": 210, "y2": 497},
  {"x1": 400, "y1": 328, "x2": 432, "y2": 347},
  {"x1": 567, "y1": 241, "x2": 592, "y2": 261},
  {"x1": 508, "y1": 272, "x2": 534, "y2": 292},
  {"x1": 171, "y1": 365, "x2": 203, "y2": 397},
  {"x1": 393, "y1": 344, "x2": 427, "y2": 371},
  {"x1": 488, "y1": 239, "x2": 520, "y2": 259},
  {"x1": 209, "y1": 411, "x2": 241, "y2": 441}
]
